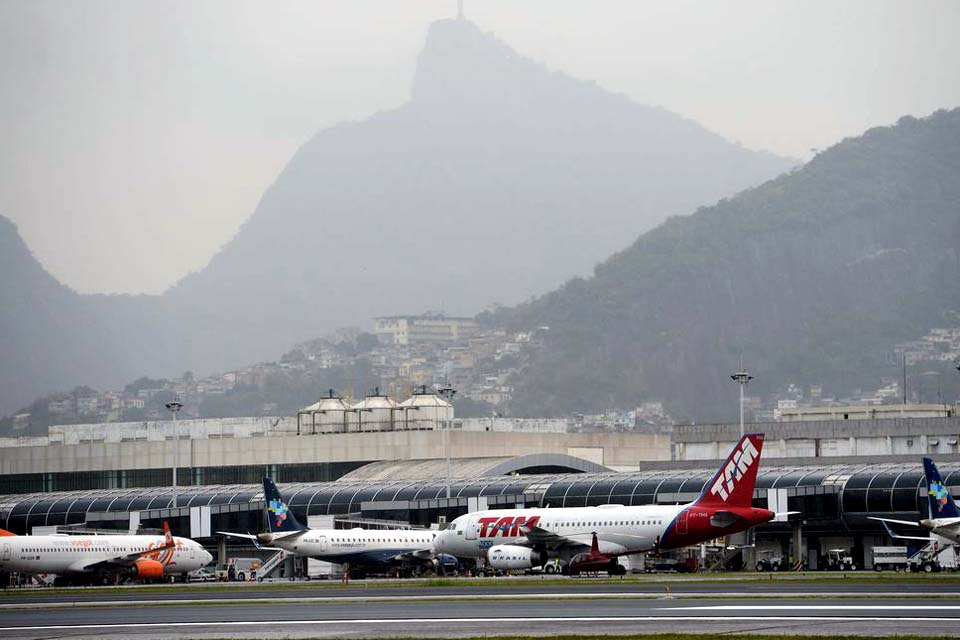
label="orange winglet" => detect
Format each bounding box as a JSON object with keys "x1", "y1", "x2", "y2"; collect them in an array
[
  {"x1": 163, "y1": 521, "x2": 174, "y2": 547},
  {"x1": 0, "y1": 528, "x2": 17, "y2": 537}
]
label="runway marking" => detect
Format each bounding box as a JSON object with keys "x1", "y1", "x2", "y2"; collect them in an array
[
  {"x1": 0, "y1": 615, "x2": 954, "y2": 632},
  {"x1": 4, "y1": 592, "x2": 958, "y2": 609},
  {"x1": 662, "y1": 605, "x2": 960, "y2": 610}
]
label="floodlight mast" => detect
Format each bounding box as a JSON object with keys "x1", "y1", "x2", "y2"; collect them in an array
[
  {"x1": 165, "y1": 400, "x2": 184, "y2": 508},
  {"x1": 437, "y1": 386, "x2": 457, "y2": 500},
  {"x1": 730, "y1": 370, "x2": 753, "y2": 437}
]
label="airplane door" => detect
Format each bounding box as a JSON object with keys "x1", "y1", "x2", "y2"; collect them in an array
[
  {"x1": 676, "y1": 510, "x2": 688, "y2": 535},
  {"x1": 2, "y1": 543, "x2": 9, "y2": 561},
  {"x1": 465, "y1": 518, "x2": 478, "y2": 540},
  {"x1": 318, "y1": 536, "x2": 328, "y2": 553}
]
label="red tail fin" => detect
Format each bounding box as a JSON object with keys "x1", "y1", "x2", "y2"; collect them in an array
[{"x1": 695, "y1": 433, "x2": 765, "y2": 509}]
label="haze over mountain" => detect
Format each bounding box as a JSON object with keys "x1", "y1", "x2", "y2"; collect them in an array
[
  {"x1": 0, "y1": 18, "x2": 796, "y2": 416},
  {"x1": 493, "y1": 108, "x2": 960, "y2": 422}
]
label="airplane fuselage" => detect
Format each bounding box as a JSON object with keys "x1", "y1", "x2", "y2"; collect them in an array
[
  {"x1": 265, "y1": 528, "x2": 438, "y2": 566},
  {"x1": 437, "y1": 503, "x2": 772, "y2": 561},
  {"x1": 920, "y1": 518, "x2": 960, "y2": 544},
  {"x1": 0, "y1": 533, "x2": 211, "y2": 576}
]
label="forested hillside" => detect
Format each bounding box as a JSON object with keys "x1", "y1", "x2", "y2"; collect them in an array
[{"x1": 494, "y1": 109, "x2": 960, "y2": 421}]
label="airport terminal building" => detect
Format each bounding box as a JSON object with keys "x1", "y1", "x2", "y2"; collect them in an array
[{"x1": 1, "y1": 394, "x2": 959, "y2": 571}]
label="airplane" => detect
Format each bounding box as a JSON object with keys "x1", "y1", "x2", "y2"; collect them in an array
[
  {"x1": 435, "y1": 433, "x2": 777, "y2": 575},
  {"x1": 869, "y1": 457, "x2": 960, "y2": 545},
  {"x1": 218, "y1": 478, "x2": 454, "y2": 577},
  {"x1": 0, "y1": 521, "x2": 212, "y2": 586}
]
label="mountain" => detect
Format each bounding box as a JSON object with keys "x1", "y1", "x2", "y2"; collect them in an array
[
  {"x1": 150, "y1": 18, "x2": 794, "y2": 379},
  {"x1": 0, "y1": 18, "x2": 795, "y2": 416},
  {"x1": 492, "y1": 109, "x2": 960, "y2": 421},
  {"x1": 0, "y1": 216, "x2": 127, "y2": 416}
]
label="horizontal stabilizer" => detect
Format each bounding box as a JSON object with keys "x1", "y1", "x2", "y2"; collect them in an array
[
  {"x1": 216, "y1": 531, "x2": 259, "y2": 541},
  {"x1": 868, "y1": 516, "x2": 922, "y2": 528}
]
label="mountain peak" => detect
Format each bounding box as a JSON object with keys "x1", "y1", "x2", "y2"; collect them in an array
[{"x1": 412, "y1": 18, "x2": 550, "y2": 107}]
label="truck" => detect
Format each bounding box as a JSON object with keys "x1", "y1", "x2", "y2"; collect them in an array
[
  {"x1": 217, "y1": 557, "x2": 262, "y2": 582},
  {"x1": 871, "y1": 543, "x2": 957, "y2": 572},
  {"x1": 871, "y1": 546, "x2": 909, "y2": 572}
]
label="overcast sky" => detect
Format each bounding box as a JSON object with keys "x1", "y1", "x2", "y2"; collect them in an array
[{"x1": 2, "y1": 0, "x2": 958, "y2": 295}]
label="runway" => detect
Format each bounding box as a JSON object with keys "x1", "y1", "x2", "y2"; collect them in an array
[
  {"x1": 4, "y1": 577, "x2": 960, "y2": 604},
  {"x1": 2, "y1": 582, "x2": 960, "y2": 638}
]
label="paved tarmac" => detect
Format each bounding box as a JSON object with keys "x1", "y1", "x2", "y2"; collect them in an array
[
  {"x1": 2, "y1": 583, "x2": 960, "y2": 638},
  {"x1": 3, "y1": 577, "x2": 960, "y2": 604}
]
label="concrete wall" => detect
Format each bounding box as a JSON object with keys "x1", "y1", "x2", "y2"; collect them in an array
[
  {"x1": 0, "y1": 430, "x2": 671, "y2": 476},
  {"x1": 676, "y1": 416, "x2": 960, "y2": 461}
]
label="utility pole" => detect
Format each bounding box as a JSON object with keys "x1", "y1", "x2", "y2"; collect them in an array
[
  {"x1": 437, "y1": 386, "x2": 457, "y2": 499},
  {"x1": 165, "y1": 400, "x2": 183, "y2": 508},
  {"x1": 730, "y1": 366, "x2": 753, "y2": 438}
]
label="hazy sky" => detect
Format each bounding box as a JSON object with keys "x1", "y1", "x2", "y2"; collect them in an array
[{"x1": 2, "y1": 1, "x2": 958, "y2": 295}]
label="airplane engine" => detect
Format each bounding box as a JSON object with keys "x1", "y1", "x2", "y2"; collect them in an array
[
  {"x1": 487, "y1": 545, "x2": 547, "y2": 570},
  {"x1": 432, "y1": 553, "x2": 460, "y2": 572},
  {"x1": 132, "y1": 558, "x2": 165, "y2": 579}
]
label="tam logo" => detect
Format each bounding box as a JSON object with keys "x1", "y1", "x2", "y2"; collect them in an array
[
  {"x1": 477, "y1": 515, "x2": 541, "y2": 538},
  {"x1": 268, "y1": 498, "x2": 289, "y2": 527},
  {"x1": 709, "y1": 438, "x2": 759, "y2": 502}
]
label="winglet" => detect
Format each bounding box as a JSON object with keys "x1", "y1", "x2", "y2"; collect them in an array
[{"x1": 162, "y1": 520, "x2": 175, "y2": 548}]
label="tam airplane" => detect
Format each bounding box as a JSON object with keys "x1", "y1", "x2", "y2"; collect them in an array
[
  {"x1": 870, "y1": 457, "x2": 960, "y2": 545},
  {"x1": 0, "y1": 521, "x2": 212, "y2": 586},
  {"x1": 435, "y1": 433, "x2": 776, "y2": 575},
  {"x1": 220, "y1": 478, "x2": 454, "y2": 577}
]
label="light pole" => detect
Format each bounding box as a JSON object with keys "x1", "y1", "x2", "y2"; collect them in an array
[
  {"x1": 730, "y1": 369, "x2": 753, "y2": 437},
  {"x1": 437, "y1": 386, "x2": 457, "y2": 499},
  {"x1": 955, "y1": 360, "x2": 960, "y2": 414},
  {"x1": 165, "y1": 400, "x2": 183, "y2": 509}
]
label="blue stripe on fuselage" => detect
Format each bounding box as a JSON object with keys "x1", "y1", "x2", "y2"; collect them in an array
[{"x1": 312, "y1": 548, "x2": 413, "y2": 565}]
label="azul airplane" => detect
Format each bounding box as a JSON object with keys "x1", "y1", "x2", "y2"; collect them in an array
[
  {"x1": 0, "y1": 521, "x2": 212, "y2": 586},
  {"x1": 220, "y1": 478, "x2": 450, "y2": 577},
  {"x1": 870, "y1": 457, "x2": 960, "y2": 545},
  {"x1": 435, "y1": 433, "x2": 776, "y2": 574}
]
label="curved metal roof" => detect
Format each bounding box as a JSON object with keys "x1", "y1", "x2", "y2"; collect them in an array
[
  {"x1": 1, "y1": 460, "x2": 957, "y2": 534},
  {"x1": 339, "y1": 454, "x2": 610, "y2": 482}
]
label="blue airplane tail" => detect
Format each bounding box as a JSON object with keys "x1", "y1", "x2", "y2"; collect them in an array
[
  {"x1": 263, "y1": 477, "x2": 305, "y2": 533},
  {"x1": 923, "y1": 458, "x2": 960, "y2": 519}
]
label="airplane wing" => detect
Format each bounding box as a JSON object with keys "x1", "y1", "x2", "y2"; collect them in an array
[
  {"x1": 75, "y1": 522, "x2": 177, "y2": 572},
  {"x1": 519, "y1": 524, "x2": 593, "y2": 552},
  {"x1": 388, "y1": 547, "x2": 435, "y2": 562}
]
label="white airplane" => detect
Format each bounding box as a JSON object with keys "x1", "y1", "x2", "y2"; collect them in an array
[
  {"x1": 435, "y1": 433, "x2": 778, "y2": 575},
  {"x1": 870, "y1": 457, "x2": 960, "y2": 545},
  {"x1": 219, "y1": 478, "x2": 452, "y2": 577},
  {"x1": 0, "y1": 521, "x2": 212, "y2": 586}
]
